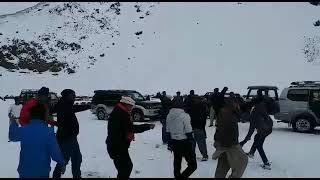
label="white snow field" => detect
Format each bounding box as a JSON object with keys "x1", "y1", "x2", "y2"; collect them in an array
[
  {"x1": 1, "y1": 99, "x2": 320, "y2": 178},
  {"x1": 1, "y1": 2, "x2": 320, "y2": 178}
]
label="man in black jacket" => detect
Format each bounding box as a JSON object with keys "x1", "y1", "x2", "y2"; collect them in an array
[
  {"x1": 188, "y1": 95, "x2": 209, "y2": 161},
  {"x1": 52, "y1": 89, "x2": 91, "y2": 178},
  {"x1": 240, "y1": 90, "x2": 273, "y2": 170},
  {"x1": 106, "y1": 96, "x2": 155, "y2": 179},
  {"x1": 160, "y1": 91, "x2": 171, "y2": 144}
]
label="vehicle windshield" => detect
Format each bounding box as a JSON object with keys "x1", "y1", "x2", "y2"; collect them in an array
[{"x1": 128, "y1": 92, "x2": 145, "y2": 101}]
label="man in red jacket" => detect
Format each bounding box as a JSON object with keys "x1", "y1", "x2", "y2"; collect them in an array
[{"x1": 19, "y1": 87, "x2": 57, "y2": 127}]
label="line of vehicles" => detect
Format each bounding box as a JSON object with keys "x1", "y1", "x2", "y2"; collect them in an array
[{"x1": 3, "y1": 80, "x2": 320, "y2": 134}]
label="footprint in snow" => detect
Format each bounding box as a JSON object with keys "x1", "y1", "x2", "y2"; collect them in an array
[
  {"x1": 155, "y1": 144, "x2": 160, "y2": 148},
  {"x1": 135, "y1": 170, "x2": 141, "y2": 174}
]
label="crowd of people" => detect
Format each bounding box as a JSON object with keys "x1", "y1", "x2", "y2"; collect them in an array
[
  {"x1": 7, "y1": 86, "x2": 276, "y2": 178},
  {"x1": 158, "y1": 87, "x2": 276, "y2": 178}
]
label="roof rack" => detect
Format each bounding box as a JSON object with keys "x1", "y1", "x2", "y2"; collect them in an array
[
  {"x1": 290, "y1": 81, "x2": 320, "y2": 87},
  {"x1": 21, "y1": 89, "x2": 39, "y2": 93}
]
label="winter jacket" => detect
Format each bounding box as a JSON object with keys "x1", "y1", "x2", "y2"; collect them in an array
[
  {"x1": 214, "y1": 98, "x2": 240, "y2": 148},
  {"x1": 166, "y1": 108, "x2": 193, "y2": 140},
  {"x1": 243, "y1": 97, "x2": 273, "y2": 141},
  {"x1": 210, "y1": 88, "x2": 228, "y2": 115},
  {"x1": 160, "y1": 95, "x2": 172, "y2": 118},
  {"x1": 51, "y1": 98, "x2": 91, "y2": 142},
  {"x1": 172, "y1": 96, "x2": 184, "y2": 107},
  {"x1": 9, "y1": 119, "x2": 65, "y2": 178},
  {"x1": 19, "y1": 98, "x2": 57, "y2": 126},
  {"x1": 106, "y1": 103, "x2": 152, "y2": 151},
  {"x1": 186, "y1": 96, "x2": 207, "y2": 130}
]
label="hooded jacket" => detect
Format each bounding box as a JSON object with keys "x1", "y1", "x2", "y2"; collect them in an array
[
  {"x1": 166, "y1": 108, "x2": 193, "y2": 140},
  {"x1": 9, "y1": 119, "x2": 65, "y2": 177}
]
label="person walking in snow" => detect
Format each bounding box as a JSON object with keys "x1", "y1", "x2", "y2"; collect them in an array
[
  {"x1": 185, "y1": 91, "x2": 209, "y2": 161},
  {"x1": 208, "y1": 88, "x2": 219, "y2": 127},
  {"x1": 9, "y1": 103, "x2": 66, "y2": 178},
  {"x1": 8, "y1": 97, "x2": 22, "y2": 141},
  {"x1": 212, "y1": 87, "x2": 248, "y2": 178},
  {"x1": 106, "y1": 96, "x2": 155, "y2": 179},
  {"x1": 52, "y1": 89, "x2": 91, "y2": 178},
  {"x1": 160, "y1": 91, "x2": 172, "y2": 144},
  {"x1": 173, "y1": 91, "x2": 184, "y2": 105},
  {"x1": 239, "y1": 89, "x2": 273, "y2": 170},
  {"x1": 166, "y1": 98, "x2": 197, "y2": 178}
]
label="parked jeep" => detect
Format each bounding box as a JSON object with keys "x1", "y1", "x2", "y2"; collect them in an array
[
  {"x1": 275, "y1": 81, "x2": 320, "y2": 133},
  {"x1": 91, "y1": 90, "x2": 162, "y2": 121}
]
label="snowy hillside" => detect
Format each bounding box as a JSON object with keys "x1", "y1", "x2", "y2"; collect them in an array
[
  {"x1": 0, "y1": 2, "x2": 38, "y2": 16},
  {"x1": 0, "y1": 2, "x2": 320, "y2": 96}
]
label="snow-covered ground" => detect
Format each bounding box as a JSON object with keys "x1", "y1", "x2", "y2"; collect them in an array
[{"x1": 1, "y1": 99, "x2": 320, "y2": 178}]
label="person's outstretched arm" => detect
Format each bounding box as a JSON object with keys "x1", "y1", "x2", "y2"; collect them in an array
[
  {"x1": 132, "y1": 123, "x2": 155, "y2": 133},
  {"x1": 73, "y1": 104, "x2": 91, "y2": 113}
]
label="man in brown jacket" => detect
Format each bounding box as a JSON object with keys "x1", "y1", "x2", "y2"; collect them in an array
[{"x1": 211, "y1": 87, "x2": 248, "y2": 178}]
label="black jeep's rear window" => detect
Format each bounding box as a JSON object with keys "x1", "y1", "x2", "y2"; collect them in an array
[{"x1": 287, "y1": 89, "x2": 309, "y2": 102}]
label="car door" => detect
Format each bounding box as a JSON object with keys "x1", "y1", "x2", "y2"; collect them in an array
[
  {"x1": 283, "y1": 89, "x2": 310, "y2": 115},
  {"x1": 309, "y1": 89, "x2": 320, "y2": 118}
]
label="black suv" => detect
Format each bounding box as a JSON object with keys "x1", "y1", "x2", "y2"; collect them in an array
[{"x1": 91, "y1": 90, "x2": 162, "y2": 121}]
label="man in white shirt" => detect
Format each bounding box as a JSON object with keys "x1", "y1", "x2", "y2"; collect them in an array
[
  {"x1": 166, "y1": 99, "x2": 197, "y2": 178},
  {"x1": 8, "y1": 97, "x2": 22, "y2": 141}
]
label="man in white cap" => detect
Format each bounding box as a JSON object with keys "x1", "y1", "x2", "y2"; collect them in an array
[{"x1": 106, "y1": 96, "x2": 155, "y2": 179}]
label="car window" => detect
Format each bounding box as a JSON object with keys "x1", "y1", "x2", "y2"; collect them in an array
[
  {"x1": 266, "y1": 90, "x2": 276, "y2": 99},
  {"x1": 248, "y1": 89, "x2": 267, "y2": 98},
  {"x1": 109, "y1": 93, "x2": 122, "y2": 100},
  {"x1": 50, "y1": 93, "x2": 57, "y2": 100},
  {"x1": 128, "y1": 92, "x2": 145, "y2": 101},
  {"x1": 287, "y1": 89, "x2": 309, "y2": 102},
  {"x1": 311, "y1": 91, "x2": 320, "y2": 102}
]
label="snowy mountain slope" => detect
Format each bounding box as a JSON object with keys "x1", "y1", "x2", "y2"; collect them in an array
[
  {"x1": 0, "y1": 2, "x2": 158, "y2": 75},
  {"x1": 0, "y1": 2, "x2": 39, "y2": 16},
  {"x1": 0, "y1": 2, "x2": 320, "y2": 96}
]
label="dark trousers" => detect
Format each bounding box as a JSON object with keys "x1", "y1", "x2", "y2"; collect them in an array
[
  {"x1": 107, "y1": 146, "x2": 133, "y2": 179},
  {"x1": 161, "y1": 118, "x2": 169, "y2": 144},
  {"x1": 53, "y1": 136, "x2": 82, "y2": 178},
  {"x1": 193, "y1": 128, "x2": 208, "y2": 158},
  {"x1": 249, "y1": 131, "x2": 271, "y2": 165},
  {"x1": 172, "y1": 140, "x2": 197, "y2": 178}
]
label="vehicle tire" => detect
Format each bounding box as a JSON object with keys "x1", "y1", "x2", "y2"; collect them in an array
[
  {"x1": 292, "y1": 116, "x2": 315, "y2": 133},
  {"x1": 132, "y1": 109, "x2": 144, "y2": 122},
  {"x1": 97, "y1": 108, "x2": 107, "y2": 120}
]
